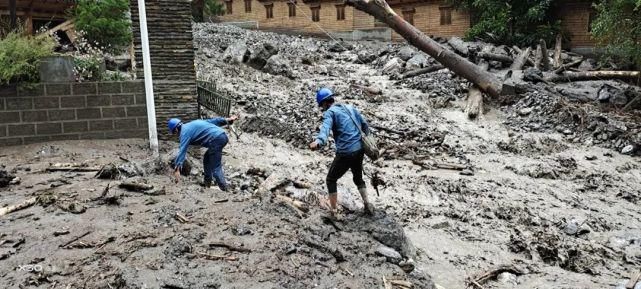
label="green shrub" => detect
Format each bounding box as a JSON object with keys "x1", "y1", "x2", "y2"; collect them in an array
[
  {"x1": 205, "y1": 0, "x2": 225, "y2": 17},
  {"x1": 451, "y1": 0, "x2": 561, "y2": 47},
  {"x1": 72, "y1": 0, "x2": 132, "y2": 54},
  {"x1": 591, "y1": 0, "x2": 641, "y2": 68},
  {"x1": 0, "y1": 32, "x2": 55, "y2": 85}
]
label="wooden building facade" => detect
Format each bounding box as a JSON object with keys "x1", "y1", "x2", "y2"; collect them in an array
[
  {"x1": 0, "y1": 0, "x2": 75, "y2": 34},
  {"x1": 216, "y1": 0, "x2": 597, "y2": 49}
]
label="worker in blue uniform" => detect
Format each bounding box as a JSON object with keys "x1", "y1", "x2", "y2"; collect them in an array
[{"x1": 168, "y1": 115, "x2": 238, "y2": 191}]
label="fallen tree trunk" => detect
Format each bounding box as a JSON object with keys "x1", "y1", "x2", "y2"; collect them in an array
[
  {"x1": 510, "y1": 47, "x2": 531, "y2": 70},
  {"x1": 545, "y1": 71, "x2": 641, "y2": 83},
  {"x1": 401, "y1": 64, "x2": 445, "y2": 79},
  {"x1": 345, "y1": 0, "x2": 508, "y2": 97},
  {"x1": 478, "y1": 52, "x2": 513, "y2": 64},
  {"x1": 553, "y1": 34, "x2": 562, "y2": 69},
  {"x1": 0, "y1": 197, "x2": 37, "y2": 217}
]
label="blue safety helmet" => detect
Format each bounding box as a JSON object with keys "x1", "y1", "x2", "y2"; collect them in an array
[
  {"x1": 316, "y1": 87, "x2": 334, "y2": 106},
  {"x1": 168, "y1": 118, "x2": 182, "y2": 134}
]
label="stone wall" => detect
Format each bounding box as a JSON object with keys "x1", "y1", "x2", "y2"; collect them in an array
[
  {"x1": 130, "y1": 0, "x2": 198, "y2": 139},
  {"x1": 0, "y1": 81, "x2": 148, "y2": 147}
]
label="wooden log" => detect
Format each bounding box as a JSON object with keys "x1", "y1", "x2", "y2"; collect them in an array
[
  {"x1": 401, "y1": 64, "x2": 445, "y2": 79},
  {"x1": 276, "y1": 195, "x2": 309, "y2": 213},
  {"x1": 553, "y1": 58, "x2": 583, "y2": 74},
  {"x1": 46, "y1": 167, "x2": 101, "y2": 172},
  {"x1": 553, "y1": 34, "x2": 563, "y2": 69},
  {"x1": 510, "y1": 47, "x2": 531, "y2": 70},
  {"x1": 540, "y1": 39, "x2": 551, "y2": 71},
  {"x1": 472, "y1": 265, "x2": 524, "y2": 285},
  {"x1": 344, "y1": 0, "x2": 507, "y2": 97},
  {"x1": 119, "y1": 181, "x2": 154, "y2": 192},
  {"x1": 465, "y1": 86, "x2": 484, "y2": 119},
  {"x1": 60, "y1": 231, "x2": 92, "y2": 248},
  {"x1": 625, "y1": 269, "x2": 641, "y2": 288},
  {"x1": 477, "y1": 52, "x2": 513, "y2": 64},
  {"x1": 0, "y1": 197, "x2": 37, "y2": 217},
  {"x1": 545, "y1": 71, "x2": 641, "y2": 83}
]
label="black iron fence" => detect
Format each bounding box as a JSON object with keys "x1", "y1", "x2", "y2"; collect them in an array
[{"x1": 196, "y1": 80, "x2": 232, "y2": 118}]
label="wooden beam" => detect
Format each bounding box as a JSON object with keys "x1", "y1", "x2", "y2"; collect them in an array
[{"x1": 9, "y1": 0, "x2": 17, "y2": 30}]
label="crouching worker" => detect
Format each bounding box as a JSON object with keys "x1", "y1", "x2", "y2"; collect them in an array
[
  {"x1": 309, "y1": 87, "x2": 374, "y2": 215},
  {"x1": 168, "y1": 115, "x2": 238, "y2": 191}
]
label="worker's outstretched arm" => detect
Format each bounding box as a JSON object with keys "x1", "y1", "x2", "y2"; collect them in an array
[
  {"x1": 174, "y1": 133, "x2": 191, "y2": 169},
  {"x1": 315, "y1": 110, "x2": 334, "y2": 147},
  {"x1": 206, "y1": 117, "x2": 228, "y2": 127}
]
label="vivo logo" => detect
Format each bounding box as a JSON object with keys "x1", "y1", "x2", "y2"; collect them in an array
[{"x1": 17, "y1": 265, "x2": 43, "y2": 272}]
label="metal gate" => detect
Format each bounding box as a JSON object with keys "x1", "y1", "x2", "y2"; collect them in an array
[{"x1": 197, "y1": 80, "x2": 232, "y2": 118}]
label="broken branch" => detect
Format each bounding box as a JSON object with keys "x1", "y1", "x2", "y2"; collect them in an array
[{"x1": 0, "y1": 197, "x2": 37, "y2": 217}]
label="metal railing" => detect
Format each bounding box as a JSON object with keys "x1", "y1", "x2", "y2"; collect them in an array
[{"x1": 197, "y1": 80, "x2": 232, "y2": 118}]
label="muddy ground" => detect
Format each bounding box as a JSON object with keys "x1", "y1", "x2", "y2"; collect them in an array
[{"x1": 2, "y1": 23, "x2": 641, "y2": 288}]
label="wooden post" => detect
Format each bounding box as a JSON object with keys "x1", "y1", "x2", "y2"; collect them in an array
[
  {"x1": 25, "y1": 14, "x2": 33, "y2": 35},
  {"x1": 9, "y1": 0, "x2": 17, "y2": 31},
  {"x1": 553, "y1": 34, "x2": 563, "y2": 69}
]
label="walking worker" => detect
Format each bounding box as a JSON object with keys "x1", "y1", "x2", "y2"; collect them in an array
[
  {"x1": 168, "y1": 115, "x2": 238, "y2": 191},
  {"x1": 309, "y1": 87, "x2": 374, "y2": 215}
]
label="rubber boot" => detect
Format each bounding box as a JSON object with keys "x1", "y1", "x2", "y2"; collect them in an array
[{"x1": 358, "y1": 187, "x2": 374, "y2": 215}]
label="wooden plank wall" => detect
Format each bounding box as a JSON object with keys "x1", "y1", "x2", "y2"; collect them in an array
[{"x1": 556, "y1": 1, "x2": 596, "y2": 48}]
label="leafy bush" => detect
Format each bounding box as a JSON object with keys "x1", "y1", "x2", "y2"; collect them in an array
[
  {"x1": 451, "y1": 0, "x2": 561, "y2": 47},
  {"x1": 72, "y1": 0, "x2": 132, "y2": 54},
  {"x1": 0, "y1": 32, "x2": 55, "y2": 85},
  {"x1": 205, "y1": 0, "x2": 225, "y2": 17},
  {"x1": 591, "y1": 0, "x2": 641, "y2": 68}
]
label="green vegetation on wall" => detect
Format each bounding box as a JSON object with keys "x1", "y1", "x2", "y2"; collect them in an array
[
  {"x1": 450, "y1": 0, "x2": 561, "y2": 47},
  {"x1": 72, "y1": 0, "x2": 132, "y2": 54},
  {"x1": 0, "y1": 33, "x2": 55, "y2": 85},
  {"x1": 591, "y1": 0, "x2": 641, "y2": 68}
]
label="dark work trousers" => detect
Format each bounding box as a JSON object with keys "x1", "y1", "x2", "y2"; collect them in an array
[
  {"x1": 326, "y1": 150, "x2": 366, "y2": 194},
  {"x1": 203, "y1": 133, "x2": 229, "y2": 191}
]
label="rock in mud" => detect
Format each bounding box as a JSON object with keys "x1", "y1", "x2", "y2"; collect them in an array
[
  {"x1": 382, "y1": 57, "x2": 404, "y2": 75},
  {"x1": 357, "y1": 51, "x2": 377, "y2": 64},
  {"x1": 0, "y1": 169, "x2": 16, "y2": 188},
  {"x1": 497, "y1": 272, "x2": 517, "y2": 284},
  {"x1": 621, "y1": 145, "x2": 635, "y2": 155},
  {"x1": 263, "y1": 54, "x2": 293, "y2": 78},
  {"x1": 222, "y1": 41, "x2": 249, "y2": 64},
  {"x1": 405, "y1": 53, "x2": 429, "y2": 70},
  {"x1": 247, "y1": 43, "x2": 279, "y2": 70},
  {"x1": 398, "y1": 46, "x2": 416, "y2": 61},
  {"x1": 375, "y1": 245, "x2": 402, "y2": 264},
  {"x1": 351, "y1": 211, "x2": 416, "y2": 258}
]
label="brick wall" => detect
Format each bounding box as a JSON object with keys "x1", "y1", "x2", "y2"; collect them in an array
[
  {"x1": 556, "y1": 1, "x2": 596, "y2": 48},
  {"x1": 130, "y1": 0, "x2": 198, "y2": 139},
  {"x1": 390, "y1": 2, "x2": 470, "y2": 41},
  {"x1": 0, "y1": 81, "x2": 148, "y2": 147}
]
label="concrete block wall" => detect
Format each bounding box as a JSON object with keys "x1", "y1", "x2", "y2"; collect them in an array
[{"x1": 0, "y1": 81, "x2": 148, "y2": 147}]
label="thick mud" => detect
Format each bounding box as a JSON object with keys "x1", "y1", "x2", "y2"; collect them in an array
[{"x1": 1, "y1": 23, "x2": 640, "y2": 289}]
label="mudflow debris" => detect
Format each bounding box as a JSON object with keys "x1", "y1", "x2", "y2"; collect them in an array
[{"x1": 1, "y1": 23, "x2": 641, "y2": 288}]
